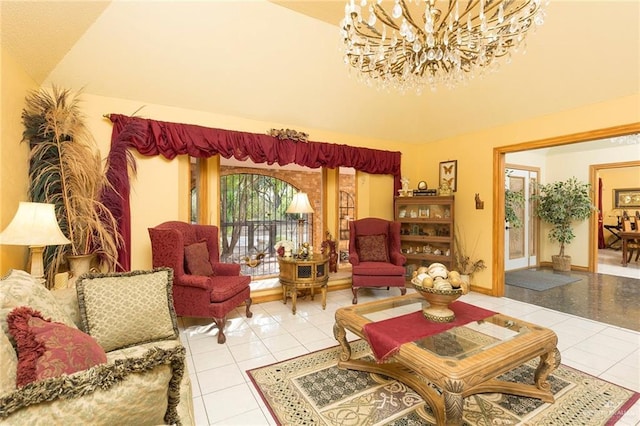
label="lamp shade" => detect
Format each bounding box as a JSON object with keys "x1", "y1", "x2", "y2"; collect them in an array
[
  {"x1": 286, "y1": 192, "x2": 314, "y2": 214},
  {"x1": 0, "y1": 202, "x2": 71, "y2": 246}
]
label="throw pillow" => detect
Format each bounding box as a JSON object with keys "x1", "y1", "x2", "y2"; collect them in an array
[
  {"x1": 357, "y1": 234, "x2": 390, "y2": 262},
  {"x1": 0, "y1": 329, "x2": 17, "y2": 396},
  {"x1": 0, "y1": 344, "x2": 185, "y2": 423},
  {"x1": 7, "y1": 306, "x2": 106, "y2": 388},
  {"x1": 0, "y1": 269, "x2": 77, "y2": 347},
  {"x1": 184, "y1": 241, "x2": 214, "y2": 276},
  {"x1": 76, "y1": 268, "x2": 179, "y2": 352}
]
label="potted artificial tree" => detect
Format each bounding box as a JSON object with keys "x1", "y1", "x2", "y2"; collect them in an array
[
  {"x1": 532, "y1": 177, "x2": 596, "y2": 271},
  {"x1": 22, "y1": 86, "x2": 120, "y2": 287}
]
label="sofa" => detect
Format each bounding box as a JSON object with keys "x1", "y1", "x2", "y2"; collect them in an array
[{"x1": 0, "y1": 268, "x2": 194, "y2": 425}]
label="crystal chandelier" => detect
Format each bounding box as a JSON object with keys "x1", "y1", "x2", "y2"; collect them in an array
[{"x1": 340, "y1": 0, "x2": 547, "y2": 92}]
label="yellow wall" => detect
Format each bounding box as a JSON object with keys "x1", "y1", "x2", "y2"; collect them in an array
[
  {"x1": 2, "y1": 42, "x2": 638, "y2": 291},
  {"x1": 400, "y1": 95, "x2": 639, "y2": 291},
  {"x1": 0, "y1": 47, "x2": 37, "y2": 273},
  {"x1": 600, "y1": 166, "x2": 640, "y2": 227}
]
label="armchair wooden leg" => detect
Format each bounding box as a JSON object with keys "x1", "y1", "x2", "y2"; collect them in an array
[
  {"x1": 400, "y1": 287, "x2": 407, "y2": 296},
  {"x1": 352, "y1": 287, "x2": 359, "y2": 304},
  {"x1": 214, "y1": 317, "x2": 227, "y2": 344},
  {"x1": 245, "y1": 297, "x2": 253, "y2": 318}
]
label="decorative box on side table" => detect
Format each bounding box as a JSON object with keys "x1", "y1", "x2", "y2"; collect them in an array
[{"x1": 278, "y1": 255, "x2": 329, "y2": 314}]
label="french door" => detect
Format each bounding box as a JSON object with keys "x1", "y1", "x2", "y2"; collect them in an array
[{"x1": 504, "y1": 167, "x2": 539, "y2": 270}]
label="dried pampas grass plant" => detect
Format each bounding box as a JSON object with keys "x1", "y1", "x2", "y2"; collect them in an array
[{"x1": 22, "y1": 86, "x2": 119, "y2": 287}]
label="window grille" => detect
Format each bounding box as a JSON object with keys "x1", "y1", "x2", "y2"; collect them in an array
[{"x1": 220, "y1": 174, "x2": 311, "y2": 277}]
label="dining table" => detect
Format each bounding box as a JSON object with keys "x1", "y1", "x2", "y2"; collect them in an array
[{"x1": 620, "y1": 231, "x2": 640, "y2": 266}]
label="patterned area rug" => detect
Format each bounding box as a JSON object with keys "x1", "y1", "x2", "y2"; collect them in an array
[{"x1": 248, "y1": 340, "x2": 639, "y2": 425}]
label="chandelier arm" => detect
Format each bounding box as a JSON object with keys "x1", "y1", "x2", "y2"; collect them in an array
[
  {"x1": 434, "y1": 1, "x2": 457, "y2": 35},
  {"x1": 399, "y1": 0, "x2": 426, "y2": 36},
  {"x1": 372, "y1": 3, "x2": 401, "y2": 30}
]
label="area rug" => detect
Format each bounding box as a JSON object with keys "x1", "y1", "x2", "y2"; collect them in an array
[
  {"x1": 505, "y1": 269, "x2": 582, "y2": 291},
  {"x1": 248, "y1": 340, "x2": 639, "y2": 425}
]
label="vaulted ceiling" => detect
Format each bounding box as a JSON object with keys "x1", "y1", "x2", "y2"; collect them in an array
[{"x1": 2, "y1": 0, "x2": 639, "y2": 144}]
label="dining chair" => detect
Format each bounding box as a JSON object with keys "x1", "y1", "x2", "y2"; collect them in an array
[{"x1": 621, "y1": 218, "x2": 640, "y2": 263}]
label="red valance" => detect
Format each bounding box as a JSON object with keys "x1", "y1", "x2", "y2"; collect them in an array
[{"x1": 107, "y1": 114, "x2": 402, "y2": 270}]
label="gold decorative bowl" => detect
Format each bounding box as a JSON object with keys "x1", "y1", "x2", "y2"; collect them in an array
[{"x1": 413, "y1": 285, "x2": 463, "y2": 323}]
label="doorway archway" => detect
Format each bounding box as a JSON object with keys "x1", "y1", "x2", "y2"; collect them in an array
[{"x1": 492, "y1": 123, "x2": 640, "y2": 297}]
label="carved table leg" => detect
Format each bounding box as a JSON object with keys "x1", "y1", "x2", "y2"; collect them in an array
[
  {"x1": 333, "y1": 321, "x2": 352, "y2": 362},
  {"x1": 321, "y1": 284, "x2": 327, "y2": 310},
  {"x1": 535, "y1": 347, "x2": 561, "y2": 392},
  {"x1": 291, "y1": 287, "x2": 297, "y2": 314},
  {"x1": 444, "y1": 379, "x2": 464, "y2": 426}
]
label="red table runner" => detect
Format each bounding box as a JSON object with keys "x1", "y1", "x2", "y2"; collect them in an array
[{"x1": 362, "y1": 301, "x2": 497, "y2": 361}]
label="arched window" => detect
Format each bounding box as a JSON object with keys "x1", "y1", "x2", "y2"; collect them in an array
[{"x1": 220, "y1": 173, "x2": 306, "y2": 278}]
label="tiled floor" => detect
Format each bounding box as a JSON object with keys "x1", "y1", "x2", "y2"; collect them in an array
[{"x1": 178, "y1": 261, "x2": 640, "y2": 425}]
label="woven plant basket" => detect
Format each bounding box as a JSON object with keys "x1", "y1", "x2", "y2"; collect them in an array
[{"x1": 552, "y1": 255, "x2": 572, "y2": 272}]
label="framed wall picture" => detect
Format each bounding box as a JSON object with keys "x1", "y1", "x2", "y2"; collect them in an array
[
  {"x1": 613, "y1": 188, "x2": 640, "y2": 208},
  {"x1": 439, "y1": 160, "x2": 457, "y2": 192}
]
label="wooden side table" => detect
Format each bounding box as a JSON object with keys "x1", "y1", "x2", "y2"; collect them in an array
[{"x1": 278, "y1": 255, "x2": 329, "y2": 314}]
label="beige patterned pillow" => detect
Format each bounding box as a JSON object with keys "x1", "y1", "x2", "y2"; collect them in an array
[
  {"x1": 76, "y1": 268, "x2": 178, "y2": 352},
  {"x1": 0, "y1": 329, "x2": 17, "y2": 396},
  {"x1": 0, "y1": 270, "x2": 76, "y2": 345}
]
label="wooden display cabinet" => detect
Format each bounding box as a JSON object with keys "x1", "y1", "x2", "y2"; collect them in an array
[{"x1": 394, "y1": 196, "x2": 455, "y2": 276}]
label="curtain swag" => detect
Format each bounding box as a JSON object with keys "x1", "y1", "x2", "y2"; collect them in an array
[{"x1": 107, "y1": 113, "x2": 402, "y2": 270}]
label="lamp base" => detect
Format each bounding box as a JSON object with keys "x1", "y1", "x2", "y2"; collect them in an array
[{"x1": 27, "y1": 245, "x2": 46, "y2": 284}]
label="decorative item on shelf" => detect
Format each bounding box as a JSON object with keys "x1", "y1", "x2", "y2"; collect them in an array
[
  {"x1": 532, "y1": 177, "x2": 597, "y2": 271},
  {"x1": 413, "y1": 180, "x2": 431, "y2": 196},
  {"x1": 0, "y1": 202, "x2": 71, "y2": 283},
  {"x1": 298, "y1": 242, "x2": 312, "y2": 259},
  {"x1": 340, "y1": 0, "x2": 547, "y2": 93},
  {"x1": 286, "y1": 192, "x2": 314, "y2": 251},
  {"x1": 267, "y1": 128, "x2": 309, "y2": 142},
  {"x1": 274, "y1": 240, "x2": 295, "y2": 258},
  {"x1": 438, "y1": 181, "x2": 452, "y2": 196},
  {"x1": 398, "y1": 176, "x2": 412, "y2": 197},
  {"x1": 321, "y1": 232, "x2": 338, "y2": 273}
]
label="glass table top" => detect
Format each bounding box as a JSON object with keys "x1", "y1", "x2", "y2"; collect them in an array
[{"x1": 357, "y1": 295, "x2": 532, "y2": 360}]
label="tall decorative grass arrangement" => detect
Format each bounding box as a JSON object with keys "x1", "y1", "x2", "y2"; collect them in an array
[
  {"x1": 453, "y1": 226, "x2": 486, "y2": 276},
  {"x1": 22, "y1": 86, "x2": 119, "y2": 287}
]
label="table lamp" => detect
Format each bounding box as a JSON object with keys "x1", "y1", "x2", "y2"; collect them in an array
[
  {"x1": 286, "y1": 192, "x2": 314, "y2": 252},
  {"x1": 0, "y1": 202, "x2": 71, "y2": 281}
]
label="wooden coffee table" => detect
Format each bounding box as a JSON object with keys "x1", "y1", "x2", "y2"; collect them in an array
[{"x1": 333, "y1": 294, "x2": 561, "y2": 426}]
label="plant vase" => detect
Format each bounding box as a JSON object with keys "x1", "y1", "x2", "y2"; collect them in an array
[
  {"x1": 551, "y1": 255, "x2": 571, "y2": 272},
  {"x1": 67, "y1": 253, "x2": 98, "y2": 287}
]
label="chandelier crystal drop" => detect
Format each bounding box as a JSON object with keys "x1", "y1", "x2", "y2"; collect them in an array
[{"x1": 340, "y1": 0, "x2": 547, "y2": 93}]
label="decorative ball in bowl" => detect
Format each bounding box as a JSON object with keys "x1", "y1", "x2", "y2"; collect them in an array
[{"x1": 413, "y1": 284, "x2": 463, "y2": 323}]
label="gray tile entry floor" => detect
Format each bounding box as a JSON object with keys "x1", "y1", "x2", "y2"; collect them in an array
[
  {"x1": 178, "y1": 263, "x2": 640, "y2": 425},
  {"x1": 506, "y1": 249, "x2": 640, "y2": 331}
]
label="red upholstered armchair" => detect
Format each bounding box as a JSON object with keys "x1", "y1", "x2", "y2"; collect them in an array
[
  {"x1": 349, "y1": 217, "x2": 407, "y2": 304},
  {"x1": 148, "y1": 221, "x2": 252, "y2": 344}
]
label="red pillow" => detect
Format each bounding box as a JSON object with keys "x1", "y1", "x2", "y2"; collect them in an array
[
  {"x1": 184, "y1": 241, "x2": 215, "y2": 276},
  {"x1": 7, "y1": 306, "x2": 107, "y2": 388},
  {"x1": 357, "y1": 234, "x2": 390, "y2": 262}
]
